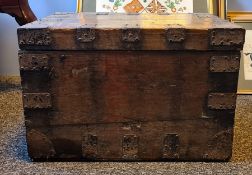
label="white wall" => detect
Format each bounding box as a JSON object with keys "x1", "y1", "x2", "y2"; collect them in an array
[{"x1": 0, "y1": 14, "x2": 20, "y2": 75}]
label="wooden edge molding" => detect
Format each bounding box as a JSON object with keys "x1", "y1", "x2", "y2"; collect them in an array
[
  {"x1": 227, "y1": 11, "x2": 252, "y2": 22},
  {"x1": 237, "y1": 89, "x2": 252, "y2": 95},
  {"x1": 76, "y1": 0, "x2": 83, "y2": 13},
  {"x1": 207, "y1": 0, "x2": 227, "y2": 20}
]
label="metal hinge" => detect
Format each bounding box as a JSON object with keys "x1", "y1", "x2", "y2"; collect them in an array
[
  {"x1": 209, "y1": 55, "x2": 240, "y2": 72},
  {"x1": 165, "y1": 24, "x2": 186, "y2": 43},
  {"x1": 18, "y1": 28, "x2": 52, "y2": 47},
  {"x1": 209, "y1": 28, "x2": 245, "y2": 47},
  {"x1": 203, "y1": 129, "x2": 232, "y2": 160},
  {"x1": 121, "y1": 24, "x2": 141, "y2": 50},
  {"x1": 23, "y1": 93, "x2": 52, "y2": 109},
  {"x1": 163, "y1": 133, "x2": 180, "y2": 159},
  {"x1": 19, "y1": 54, "x2": 50, "y2": 71},
  {"x1": 82, "y1": 134, "x2": 98, "y2": 159},
  {"x1": 208, "y1": 93, "x2": 236, "y2": 110},
  {"x1": 166, "y1": 28, "x2": 186, "y2": 43},
  {"x1": 76, "y1": 24, "x2": 96, "y2": 43},
  {"x1": 122, "y1": 27, "x2": 141, "y2": 43},
  {"x1": 122, "y1": 134, "x2": 138, "y2": 160}
]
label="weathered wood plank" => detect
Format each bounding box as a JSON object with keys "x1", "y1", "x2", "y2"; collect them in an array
[
  {"x1": 20, "y1": 51, "x2": 239, "y2": 126},
  {"x1": 17, "y1": 13, "x2": 245, "y2": 51},
  {"x1": 26, "y1": 119, "x2": 233, "y2": 161},
  {"x1": 18, "y1": 13, "x2": 245, "y2": 161}
]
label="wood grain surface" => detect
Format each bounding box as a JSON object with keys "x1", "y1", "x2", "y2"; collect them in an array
[
  {"x1": 17, "y1": 13, "x2": 245, "y2": 51},
  {"x1": 19, "y1": 50, "x2": 239, "y2": 161},
  {"x1": 17, "y1": 13, "x2": 245, "y2": 161}
]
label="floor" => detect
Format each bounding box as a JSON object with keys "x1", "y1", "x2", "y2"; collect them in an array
[{"x1": 0, "y1": 89, "x2": 251, "y2": 175}]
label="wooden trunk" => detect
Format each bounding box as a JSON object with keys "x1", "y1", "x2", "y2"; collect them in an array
[{"x1": 17, "y1": 13, "x2": 245, "y2": 161}]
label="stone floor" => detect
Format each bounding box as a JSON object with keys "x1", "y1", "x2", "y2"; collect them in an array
[{"x1": 0, "y1": 90, "x2": 251, "y2": 175}]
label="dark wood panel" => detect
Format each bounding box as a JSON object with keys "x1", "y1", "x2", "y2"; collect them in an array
[
  {"x1": 52, "y1": 51, "x2": 181, "y2": 124},
  {"x1": 20, "y1": 51, "x2": 240, "y2": 126},
  {"x1": 18, "y1": 13, "x2": 244, "y2": 162},
  {"x1": 26, "y1": 119, "x2": 233, "y2": 161}
]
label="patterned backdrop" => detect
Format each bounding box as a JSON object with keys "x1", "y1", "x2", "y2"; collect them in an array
[{"x1": 96, "y1": 0, "x2": 193, "y2": 13}]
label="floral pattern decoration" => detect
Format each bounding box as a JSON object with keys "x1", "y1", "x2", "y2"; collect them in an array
[{"x1": 97, "y1": 0, "x2": 193, "y2": 14}]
